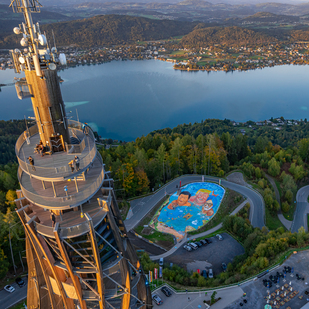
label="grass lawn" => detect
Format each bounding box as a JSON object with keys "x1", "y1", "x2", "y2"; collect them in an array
[
  {"x1": 196, "y1": 61, "x2": 210, "y2": 66},
  {"x1": 8, "y1": 300, "x2": 27, "y2": 309},
  {"x1": 170, "y1": 50, "x2": 187, "y2": 56},
  {"x1": 188, "y1": 188, "x2": 244, "y2": 235},
  {"x1": 134, "y1": 195, "x2": 175, "y2": 250},
  {"x1": 265, "y1": 208, "x2": 285, "y2": 230}
]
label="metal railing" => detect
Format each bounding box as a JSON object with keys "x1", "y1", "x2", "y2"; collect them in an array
[
  {"x1": 18, "y1": 155, "x2": 105, "y2": 209},
  {"x1": 15, "y1": 120, "x2": 97, "y2": 180},
  {"x1": 30, "y1": 206, "x2": 108, "y2": 239}
]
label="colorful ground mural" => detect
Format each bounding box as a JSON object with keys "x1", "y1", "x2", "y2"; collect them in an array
[{"x1": 150, "y1": 182, "x2": 225, "y2": 241}]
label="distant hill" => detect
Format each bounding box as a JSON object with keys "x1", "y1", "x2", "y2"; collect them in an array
[
  {"x1": 0, "y1": 4, "x2": 71, "y2": 35},
  {"x1": 180, "y1": 26, "x2": 277, "y2": 47},
  {"x1": 176, "y1": 0, "x2": 214, "y2": 7},
  {"x1": 0, "y1": 14, "x2": 200, "y2": 48},
  {"x1": 243, "y1": 11, "x2": 299, "y2": 22}
]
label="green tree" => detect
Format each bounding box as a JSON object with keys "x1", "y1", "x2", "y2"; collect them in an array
[
  {"x1": 268, "y1": 158, "x2": 280, "y2": 177},
  {"x1": 211, "y1": 291, "x2": 217, "y2": 305},
  {"x1": 156, "y1": 143, "x2": 166, "y2": 182},
  {"x1": 255, "y1": 167, "x2": 262, "y2": 179},
  {"x1": 285, "y1": 190, "x2": 293, "y2": 204}
]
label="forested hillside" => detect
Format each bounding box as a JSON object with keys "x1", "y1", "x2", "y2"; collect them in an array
[
  {"x1": 1, "y1": 117, "x2": 309, "y2": 280},
  {"x1": 0, "y1": 14, "x2": 200, "y2": 48},
  {"x1": 180, "y1": 26, "x2": 277, "y2": 48}
]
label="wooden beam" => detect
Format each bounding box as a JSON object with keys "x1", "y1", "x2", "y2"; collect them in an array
[
  {"x1": 85, "y1": 213, "x2": 105, "y2": 309},
  {"x1": 25, "y1": 220, "x2": 72, "y2": 309},
  {"x1": 16, "y1": 209, "x2": 56, "y2": 309},
  {"x1": 52, "y1": 182, "x2": 57, "y2": 197},
  {"x1": 74, "y1": 177, "x2": 79, "y2": 193},
  {"x1": 53, "y1": 223, "x2": 87, "y2": 309}
]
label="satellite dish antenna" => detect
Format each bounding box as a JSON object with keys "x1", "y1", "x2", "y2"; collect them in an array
[
  {"x1": 20, "y1": 37, "x2": 28, "y2": 47},
  {"x1": 59, "y1": 53, "x2": 67, "y2": 65},
  {"x1": 13, "y1": 27, "x2": 21, "y2": 35},
  {"x1": 38, "y1": 34, "x2": 47, "y2": 46},
  {"x1": 18, "y1": 56, "x2": 25, "y2": 64},
  {"x1": 49, "y1": 63, "x2": 57, "y2": 71}
]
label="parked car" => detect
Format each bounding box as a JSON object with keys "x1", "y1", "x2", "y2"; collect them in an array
[
  {"x1": 159, "y1": 258, "x2": 164, "y2": 266},
  {"x1": 15, "y1": 277, "x2": 25, "y2": 288},
  {"x1": 208, "y1": 269, "x2": 214, "y2": 278},
  {"x1": 188, "y1": 242, "x2": 198, "y2": 250},
  {"x1": 200, "y1": 239, "x2": 207, "y2": 245},
  {"x1": 183, "y1": 245, "x2": 192, "y2": 252},
  {"x1": 205, "y1": 238, "x2": 212, "y2": 244},
  {"x1": 161, "y1": 286, "x2": 172, "y2": 297},
  {"x1": 196, "y1": 241, "x2": 203, "y2": 247},
  {"x1": 152, "y1": 294, "x2": 163, "y2": 305},
  {"x1": 221, "y1": 263, "x2": 227, "y2": 272},
  {"x1": 216, "y1": 234, "x2": 223, "y2": 241},
  {"x1": 202, "y1": 270, "x2": 207, "y2": 279},
  {"x1": 4, "y1": 285, "x2": 15, "y2": 293}
]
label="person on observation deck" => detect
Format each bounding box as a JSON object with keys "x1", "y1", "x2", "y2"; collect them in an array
[
  {"x1": 74, "y1": 156, "x2": 80, "y2": 171},
  {"x1": 28, "y1": 156, "x2": 35, "y2": 171},
  {"x1": 68, "y1": 159, "x2": 75, "y2": 172}
]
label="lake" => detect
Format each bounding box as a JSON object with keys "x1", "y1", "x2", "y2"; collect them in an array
[{"x1": 1, "y1": 60, "x2": 309, "y2": 141}]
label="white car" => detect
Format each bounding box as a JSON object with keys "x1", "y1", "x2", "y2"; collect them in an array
[
  {"x1": 216, "y1": 234, "x2": 223, "y2": 241},
  {"x1": 183, "y1": 245, "x2": 192, "y2": 251},
  {"x1": 4, "y1": 285, "x2": 15, "y2": 293},
  {"x1": 208, "y1": 269, "x2": 214, "y2": 278}
]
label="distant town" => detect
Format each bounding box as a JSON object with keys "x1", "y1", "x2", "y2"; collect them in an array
[{"x1": 1, "y1": 40, "x2": 309, "y2": 74}]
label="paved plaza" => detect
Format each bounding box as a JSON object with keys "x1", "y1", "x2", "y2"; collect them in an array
[
  {"x1": 153, "y1": 286, "x2": 244, "y2": 309},
  {"x1": 226, "y1": 250, "x2": 309, "y2": 309}
]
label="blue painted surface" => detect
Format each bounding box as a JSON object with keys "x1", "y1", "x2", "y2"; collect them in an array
[{"x1": 152, "y1": 182, "x2": 224, "y2": 237}]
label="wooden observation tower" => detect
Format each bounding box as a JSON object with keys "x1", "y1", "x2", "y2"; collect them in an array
[{"x1": 11, "y1": 1, "x2": 151, "y2": 308}]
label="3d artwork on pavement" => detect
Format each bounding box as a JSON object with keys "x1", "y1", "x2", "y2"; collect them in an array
[{"x1": 150, "y1": 182, "x2": 225, "y2": 241}]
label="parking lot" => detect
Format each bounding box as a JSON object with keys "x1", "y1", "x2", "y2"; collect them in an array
[
  {"x1": 225, "y1": 250, "x2": 309, "y2": 309},
  {"x1": 164, "y1": 233, "x2": 245, "y2": 276}
]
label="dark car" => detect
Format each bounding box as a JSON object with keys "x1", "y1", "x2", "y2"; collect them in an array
[
  {"x1": 200, "y1": 239, "x2": 207, "y2": 245},
  {"x1": 15, "y1": 277, "x2": 25, "y2": 288},
  {"x1": 196, "y1": 241, "x2": 203, "y2": 247},
  {"x1": 161, "y1": 286, "x2": 172, "y2": 297},
  {"x1": 202, "y1": 270, "x2": 207, "y2": 279},
  {"x1": 221, "y1": 263, "x2": 227, "y2": 272},
  {"x1": 205, "y1": 238, "x2": 212, "y2": 244}
]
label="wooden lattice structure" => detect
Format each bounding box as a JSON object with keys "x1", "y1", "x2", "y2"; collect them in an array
[{"x1": 11, "y1": 0, "x2": 151, "y2": 308}]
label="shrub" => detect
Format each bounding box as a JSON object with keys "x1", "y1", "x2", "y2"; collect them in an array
[
  {"x1": 285, "y1": 190, "x2": 293, "y2": 204},
  {"x1": 282, "y1": 201, "x2": 290, "y2": 213}
]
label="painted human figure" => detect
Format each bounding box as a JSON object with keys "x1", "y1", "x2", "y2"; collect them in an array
[
  {"x1": 189, "y1": 189, "x2": 210, "y2": 206},
  {"x1": 167, "y1": 191, "x2": 191, "y2": 209},
  {"x1": 201, "y1": 198, "x2": 214, "y2": 216}
]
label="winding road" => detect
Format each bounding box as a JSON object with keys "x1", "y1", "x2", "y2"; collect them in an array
[
  {"x1": 291, "y1": 185, "x2": 309, "y2": 233},
  {"x1": 124, "y1": 174, "x2": 265, "y2": 233}
]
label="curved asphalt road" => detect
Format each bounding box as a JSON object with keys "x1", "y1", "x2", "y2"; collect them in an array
[
  {"x1": 124, "y1": 175, "x2": 265, "y2": 231},
  {"x1": 291, "y1": 185, "x2": 309, "y2": 233}
]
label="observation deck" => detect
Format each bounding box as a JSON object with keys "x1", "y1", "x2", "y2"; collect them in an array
[
  {"x1": 18, "y1": 155, "x2": 104, "y2": 209},
  {"x1": 16, "y1": 120, "x2": 97, "y2": 181},
  {"x1": 20, "y1": 191, "x2": 110, "y2": 239}
]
